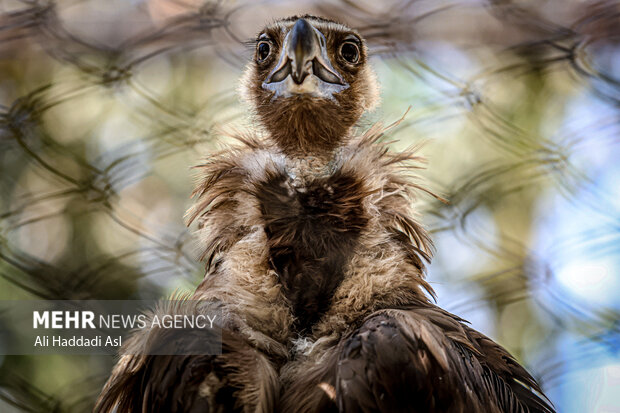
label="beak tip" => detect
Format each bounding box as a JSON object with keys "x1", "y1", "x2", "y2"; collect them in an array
[{"x1": 291, "y1": 71, "x2": 305, "y2": 85}]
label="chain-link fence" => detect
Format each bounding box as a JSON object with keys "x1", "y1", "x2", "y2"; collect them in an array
[{"x1": 0, "y1": 0, "x2": 619, "y2": 411}]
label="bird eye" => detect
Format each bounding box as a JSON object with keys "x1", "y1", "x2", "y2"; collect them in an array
[
  {"x1": 339, "y1": 42, "x2": 360, "y2": 64},
  {"x1": 257, "y1": 41, "x2": 271, "y2": 62}
]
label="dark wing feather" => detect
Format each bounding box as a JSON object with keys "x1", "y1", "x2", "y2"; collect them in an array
[
  {"x1": 94, "y1": 329, "x2": 278, "y2": 413},
  {"x1": 466, "y1": 326, "x2": 555, "y2": 413},
  {"x1": 333, "y1": 307, "x2": 554, "y2": 413}
]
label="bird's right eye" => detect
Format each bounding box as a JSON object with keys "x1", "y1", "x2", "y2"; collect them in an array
[
  {"x1": 339, "y1": 41, "x2": 360, "y2": 64},
  {"x1": 257, "y1": 41, "x2": 271, "y2": 62}
]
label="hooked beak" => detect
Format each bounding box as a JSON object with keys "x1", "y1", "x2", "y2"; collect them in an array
[{"x1": 263, "y1": 19, "x2": 348, "y2": 99}]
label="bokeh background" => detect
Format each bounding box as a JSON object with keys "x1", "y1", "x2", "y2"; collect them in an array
[{"x1": 0, "y1": 0, "x2": 619, "y2": 411}]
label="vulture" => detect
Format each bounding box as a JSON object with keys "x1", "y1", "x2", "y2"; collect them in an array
[{"x1": 95, "y1": 15, "x2": 555, "y2": 413}]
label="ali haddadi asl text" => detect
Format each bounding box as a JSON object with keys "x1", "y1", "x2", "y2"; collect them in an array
[{"x1": 34, "y1": 335, "x2": 121, "y2": 347}]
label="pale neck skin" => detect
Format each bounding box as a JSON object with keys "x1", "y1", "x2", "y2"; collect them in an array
[
  {"x1": 264, "y1": 123, "x2": 354, "y2": 174},
  {"x1": 280, "y1": 148, "x2": 346, "y2": 188}
]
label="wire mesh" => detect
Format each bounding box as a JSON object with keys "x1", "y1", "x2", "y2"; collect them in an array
[{"x1": 0, "y1": 0, "x2": 619, "y2": 411}]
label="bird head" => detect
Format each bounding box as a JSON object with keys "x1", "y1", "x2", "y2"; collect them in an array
[{"x1": 241, "y1": 15, "x2": 379, "y2": 157}]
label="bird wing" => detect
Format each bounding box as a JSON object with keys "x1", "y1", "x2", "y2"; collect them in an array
[
  {"x1": 94, "y1": 310, "x2": 279, "y2": 413},
  {"x1": 331, "y1": 306, "x2": 554, "y2": 413}
]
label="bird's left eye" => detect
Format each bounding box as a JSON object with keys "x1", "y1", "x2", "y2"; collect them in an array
[
  {"x1": 257, "y1": 41, "x2": 271, "y2": 62},
  {"x1": 339, "y1": 42, "x2": 360, "y2": 64}
]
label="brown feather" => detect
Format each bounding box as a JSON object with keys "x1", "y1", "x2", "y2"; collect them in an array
[{"x1": 97, "y1": 15, "x2": 554, "y2": 413}]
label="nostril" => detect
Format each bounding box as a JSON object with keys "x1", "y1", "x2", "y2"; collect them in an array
[
  {"x1": 269, "y1": 61, "x2": 291, "y2": 83},
  {"x1": 312, "y1": 59, "x2": 343, "y2": 85}
]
